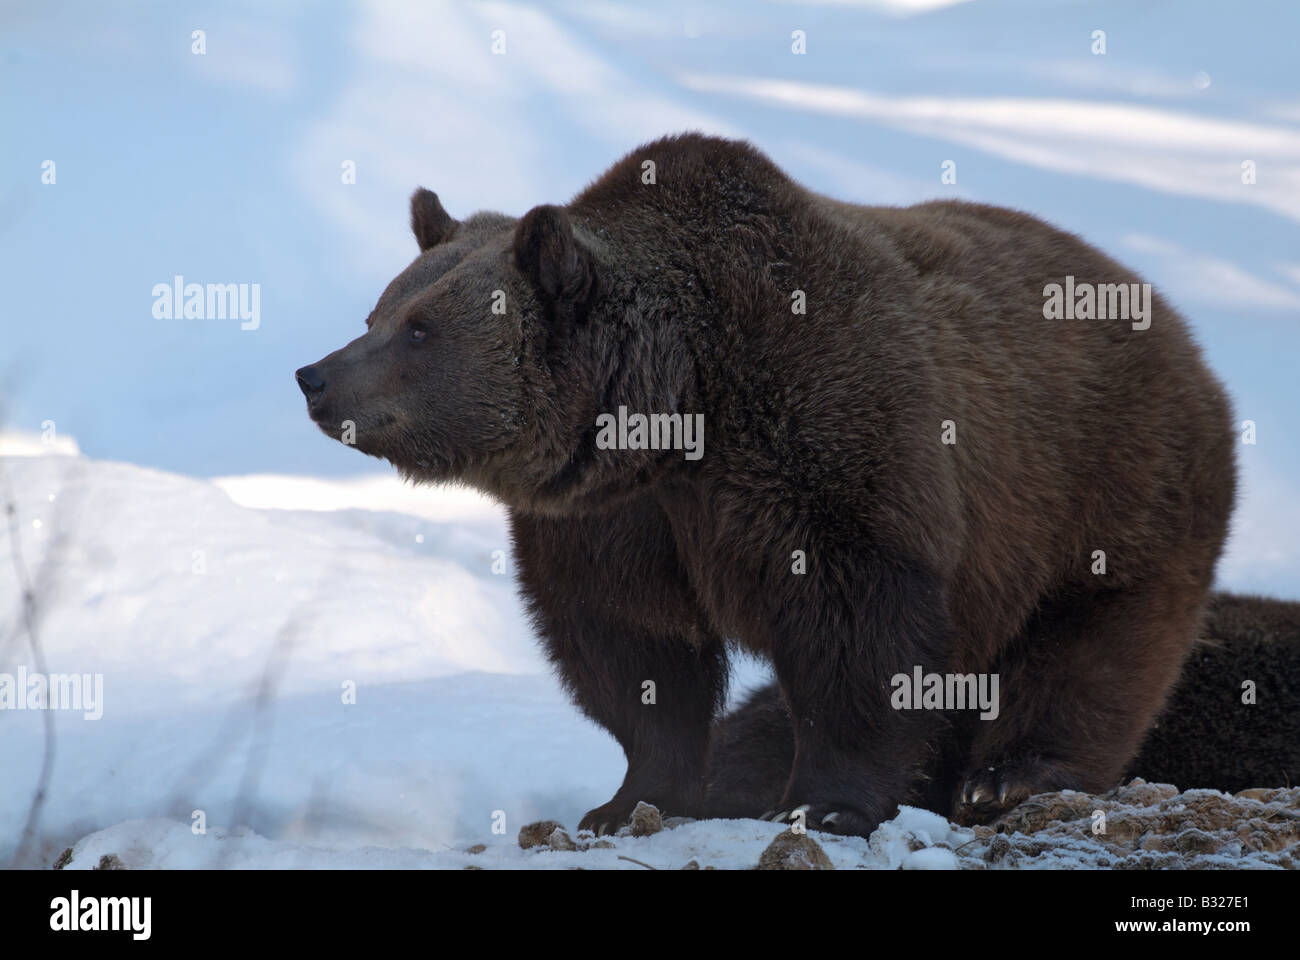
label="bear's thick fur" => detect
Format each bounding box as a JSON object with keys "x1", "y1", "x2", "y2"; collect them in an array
[
  {"x1": 298, "y1": 133, "x2": 1237, "y2": 837},
  {"x1": 706, "y1": 592, "x2": 1300, "y2": 819},
  {"x1": 1129, "y1": 592, "x2": 1300, "y2": 793}
]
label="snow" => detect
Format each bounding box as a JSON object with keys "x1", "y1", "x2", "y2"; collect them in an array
[
  {"x1": 0, "y1": 439, "x2": 771, "y2": 868},
  {"x1": 57, "y1": 807, "x2": 975, "y2": 871},
  {"x1": 2, "y1": 440, "x2": 1293, "y2": 870},
  {"x1": 0, "y1": 439, "x2": 609, "y2": 866}
]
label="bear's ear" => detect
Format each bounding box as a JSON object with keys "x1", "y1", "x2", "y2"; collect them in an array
[
  {"x1": 410, "y1": 188, "x2": 459, "y2": 251},
  {"x1": 513, "y1": 204, "x2": 597, "y2": 304}
]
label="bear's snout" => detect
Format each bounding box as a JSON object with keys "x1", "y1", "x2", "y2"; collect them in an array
[{"x1": 295, "y1": 364, "x2": 326, "y2": 405}]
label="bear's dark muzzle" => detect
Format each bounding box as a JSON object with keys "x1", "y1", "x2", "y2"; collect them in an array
[{"x1": 295, "y1": 364, "x2": 326, "y2": 404}]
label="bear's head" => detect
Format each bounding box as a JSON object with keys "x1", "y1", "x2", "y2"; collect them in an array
[{"x1": 296, "y1": 187, "x2": 653, "y2": 511}]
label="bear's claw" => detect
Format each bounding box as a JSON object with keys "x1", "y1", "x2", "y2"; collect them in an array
[
  {"x1": 954, "y1": 763, "x2": 1045, "y2": 825},
  {"x1": 760, "y1": 803, "x2": 870, "y2": 836}
]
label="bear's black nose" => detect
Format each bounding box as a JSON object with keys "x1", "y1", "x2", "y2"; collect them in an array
[{"x1": 295, "y1": 365, "x2": 326, "y2": 401}]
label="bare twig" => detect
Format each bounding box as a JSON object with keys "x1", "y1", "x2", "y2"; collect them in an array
[
  {"x1": 1, "y1": 457, "x2": 56, "y2": 867},
  {"x1": 213, "y1": 617, "x2": 299, "y2": 867},
  {"x1": 616, "y1": 854, "x2": 659, "y2": 870}
]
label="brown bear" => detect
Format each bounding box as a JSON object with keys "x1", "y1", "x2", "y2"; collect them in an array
[
  {"x1": 1126, "y1": 591, "x2": 1300, "y2": 793},
  {"x1": 296, "y1": 133, "x2": 1237, "y2": 837},
  {"x1": 706, "y1": 591, "x2": 1300, "y2": 820}
]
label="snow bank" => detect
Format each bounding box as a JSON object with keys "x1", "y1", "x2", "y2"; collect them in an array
[
  {"x1": 0, "y1": 444, "x2": 618, "y2": 865},
  {"x1": 0, "y1": 443, "x2": 769, "y2": 867}
]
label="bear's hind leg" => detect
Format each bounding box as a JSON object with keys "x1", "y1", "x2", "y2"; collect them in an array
[{"x1": 953, "y1": 573, "x2": 1210, "y2": 825}]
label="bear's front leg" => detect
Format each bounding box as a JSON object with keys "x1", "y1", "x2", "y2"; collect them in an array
[
  {"x1": 569, "y1": 623, "x2": 727, "y2": 835},
  {"x1": 510, "y1": 503, "x2": 727, "y2": 835},
  {"x1": 768, "y1": 559, "x2": 952, "y2": 838}
]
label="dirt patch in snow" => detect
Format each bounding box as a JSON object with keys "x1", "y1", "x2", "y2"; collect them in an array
[
  {"x1": 507, "y1": 780, "x2": 1300, "y2": 870},
  {"x1": 965, "y1": 779, "x2": 1300, "y2": 869}
]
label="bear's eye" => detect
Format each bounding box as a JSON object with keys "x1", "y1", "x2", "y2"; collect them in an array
[{"x1": 409, "y1": 325, "x2": 429, "y2": 343}]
